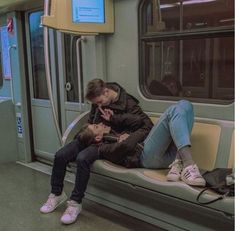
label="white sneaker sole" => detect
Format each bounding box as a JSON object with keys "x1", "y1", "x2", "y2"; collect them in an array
[{"x1": 166, "y1": 174, "x2": 181, "y2": 182}]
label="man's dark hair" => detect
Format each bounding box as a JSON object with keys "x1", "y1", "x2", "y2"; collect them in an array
[
  {"x1": 85, "y1": 79, "x2": 107, "y2": 101},
  {"x1": 76, "y1": 124, "x2": 95, "y2": 147}
]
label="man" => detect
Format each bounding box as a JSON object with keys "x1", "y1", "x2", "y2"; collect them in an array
[
  {"x1": 40, "y1": 79, "x2": 153, "y2": 224},
  {"x1": 78, "y1": 100, "x2": 206, "y2": 185}
]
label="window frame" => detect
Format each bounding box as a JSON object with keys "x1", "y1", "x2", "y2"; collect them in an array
[{"x1": 138, "y1": 0, "x2": 234, "y2": 104}]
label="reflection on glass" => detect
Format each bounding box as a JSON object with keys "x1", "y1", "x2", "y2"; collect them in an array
[
  {"x1": 216, "y1": 37, "x2": 234, "y2": 88},
  {"x1": 145, "y1": 41, "x2": 179, "y2": 80},
  {"x1": 160, "y1": 1, "x2": 180, "y2": 31},
  {"x1": 183, "y1": 0, "x2": 234, "y2": 30},
  {"x1": 0, "y1": 50, "x2": 3, "y2": 88},
  {"x1": 29, "y1": 11, "x2": 48, "y2": 99},
  {"x1": 64, "y1": 34, "x2": 84, "y2": 102},
  {"x1": 144, "y1": 0, "x2": 234, "y2": 33},
  {"x1": 144, "y1": 37, "x2": 234, "y2": 100},
  {"x1": 182, "y1": 39, "x2": 206, "y2": 87},
  {"x1": 140, "y1": 0, "x2": 234, "y2": 101}
]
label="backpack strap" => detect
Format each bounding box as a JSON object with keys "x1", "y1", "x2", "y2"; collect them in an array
[{"x1": 196, "y1": 188, "x2": 229, "y2": 205}]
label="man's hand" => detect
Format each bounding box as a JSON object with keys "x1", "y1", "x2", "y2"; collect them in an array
[
  {"x1": 99, "y1": 107, "x2": 114, "y2": 121},
  {"x1": 118, "y1": 133, "x2": 130, "y2": 143}
]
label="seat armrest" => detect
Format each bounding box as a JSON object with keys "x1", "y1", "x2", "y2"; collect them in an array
[{"x1": 62, "y1": 111, "x2": 90, "y2": 146}]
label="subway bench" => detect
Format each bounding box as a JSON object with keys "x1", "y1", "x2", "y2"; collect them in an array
[{"x1": 62, "y1": 111, "x2": 234, "y2": 231}]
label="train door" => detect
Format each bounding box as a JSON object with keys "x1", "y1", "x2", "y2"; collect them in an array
[{"x1": 25, "y1": 10, "x2": 88, "y2": 161}]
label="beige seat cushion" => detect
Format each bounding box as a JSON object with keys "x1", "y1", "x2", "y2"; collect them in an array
[
  {"x1": 150, "y1": 116, "x2": 220, "y2": 171},
  {"x1": 191, "y1": 123, "x2": 220, "y2": 171}
]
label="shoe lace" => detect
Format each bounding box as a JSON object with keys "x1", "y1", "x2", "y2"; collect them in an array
[
  {"x1": 65, "y1": 202, "x2": 79, "y2": 216},
  {"x1": 65, "y1": 207, "x2": 75, "y2": 216},
  {"x1": 169, "y1": 160, "x2": 182, "y2": 172},
  {"x1": 45, "y1": 194, "x2": 56, "y2": 208},
  {"x1": 187, "y1": 165, "x2": 201, "y2": 178}
]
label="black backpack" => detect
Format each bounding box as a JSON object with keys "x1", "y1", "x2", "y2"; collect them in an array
[{"x1": 196, "y1": 168, "x2": 234, "y2": 205}]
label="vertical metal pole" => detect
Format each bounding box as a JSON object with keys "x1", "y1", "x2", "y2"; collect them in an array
[
  {"x1": 43, "y1": 0, "x2": 62, "y2": 145},
  {"x1": 76, "y1": 37, "x2": 85, "y2": 112}
]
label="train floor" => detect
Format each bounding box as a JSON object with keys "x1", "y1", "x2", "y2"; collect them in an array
[{"x1": 0, "y1": 162, "x2": 164, "y2": 231}]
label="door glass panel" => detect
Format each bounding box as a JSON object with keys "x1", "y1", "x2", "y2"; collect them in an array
[
  {"x1": 28, "y1": 11, "x2": 48, "y2": 99},
  {"x1": 64, "y1": 34, "x2": 84, "y2": 103}
]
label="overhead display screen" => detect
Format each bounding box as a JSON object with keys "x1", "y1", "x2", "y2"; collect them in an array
[{"x1": 72, "y1": 0, "x2": 105, "y2": 24}]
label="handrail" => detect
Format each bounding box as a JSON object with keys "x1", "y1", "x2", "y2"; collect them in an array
[
  {"x1": 62, "y1": 110, "x2": 89, "y2": 146},
  {"x1": 43, "y1": 0, "x2": 62, "y2": 145},
  {"x1": 75, "y1": 37, "x2": 85, "y2": 112},
  {"x1": 8, "y1": 45, "x2": 17, "y2": 105},
  {"x1": 43, "y1": 0, "x2": 50, "y2": 17}
]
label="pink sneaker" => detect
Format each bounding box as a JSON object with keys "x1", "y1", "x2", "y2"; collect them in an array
[
  {"x1": 40, "y1": 192, "x2": 67, "y2": 213},
  {"x1": 60, "y1": 200, "x2": 82, "y2": 224},
  {"x1": 181, "y1": 164, "x2": 206, "y2": 186}
]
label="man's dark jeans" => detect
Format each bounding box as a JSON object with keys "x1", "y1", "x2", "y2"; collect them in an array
[{"x1": 51, "y1": 139, "x2": 99, "y2": 203}]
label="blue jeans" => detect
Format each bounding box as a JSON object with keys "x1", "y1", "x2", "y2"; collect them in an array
[{"x1": 140, "y1": 100, "x2": 194, "y2": 169}]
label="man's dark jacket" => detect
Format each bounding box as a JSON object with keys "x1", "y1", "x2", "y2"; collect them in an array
[
  {"x1": 88, "y1": 82, "x2": 153, "y2": 134},
  {"x1": 98, "y1": 113, "x2": 152, "y2": 168}
]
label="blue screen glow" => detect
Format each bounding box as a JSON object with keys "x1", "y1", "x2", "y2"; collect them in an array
[{"x1": 72, "y1": 0, "x2": 105, "y2": 24}]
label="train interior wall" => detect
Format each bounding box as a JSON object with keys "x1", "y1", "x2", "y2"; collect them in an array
[{"x1": 0, "y1": 0, "x2": 234, "y2": 163}]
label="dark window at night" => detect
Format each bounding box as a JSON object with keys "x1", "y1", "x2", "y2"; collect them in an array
[{"x1": 139, "y1": 0, "x2": 234, "y2": 103}]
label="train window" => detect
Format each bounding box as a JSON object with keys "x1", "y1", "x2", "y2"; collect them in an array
[
  {"x1": 139, "y1": 0, "x2": 234, "y2": 103},
  {"x1": 64, "y1": 34, "x2": 84, "y2": 103},
  {"x1": 28, "y1": 11, "x2": 48, "y2": 99}
]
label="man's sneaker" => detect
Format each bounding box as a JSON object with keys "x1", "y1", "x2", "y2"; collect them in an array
[
  {"x1": 60, "y1": 200, "x2": 82, "y2": 224},
  {"x1": 40, "y1": 192, "x2": 67, "y2": 214},
  {"x1": 181, "y1": 164, "x2": 206, "y2": 186},
  {"x1": 166, "y1": 159, "x2": 183, "y2": 182}
]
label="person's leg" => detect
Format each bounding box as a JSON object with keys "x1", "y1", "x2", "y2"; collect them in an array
[
  {"x1": 60, "y1": 145, "x2": 99, "y2": 224},
  {"x1": 70, "y1": 145, "x2": 99, "y2": 203},
  {"x1": 40, "y1": 140, "x2": 84, "y2": 214},
  {"x1": 51, "y1": 140, "x2": 84, "y2": 195},
  {"x1": 140, "y1": 100, "x2": 194, "y2": 169}
]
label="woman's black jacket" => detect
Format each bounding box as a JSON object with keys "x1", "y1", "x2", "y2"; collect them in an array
[{"x1": 98, "y1": 113, "x2": 152, "y2": 168}]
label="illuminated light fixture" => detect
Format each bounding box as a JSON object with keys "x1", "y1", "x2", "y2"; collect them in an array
[
  {"x1": 183, "y1": 0, "x2": 216, "y2": 4},
  {"x1": 195, "y1": 22, "x2": 208, "y2": 26},
  {"x1": 160, "y1": 4, "x2": 176, "y2": 9},
  {"x1": 219, "y1": 18, "x2": 235, "y2": 23}
]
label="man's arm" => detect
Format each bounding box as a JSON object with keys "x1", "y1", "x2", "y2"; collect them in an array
[
  {"x1": 101, "y1": 110, "x2": 144, "y2": 131},
  {"x1": 99, "y1": 129, "x2": 145, "y2": 164},
  {"x1": 125, "y1": 96, "x2": 153, "y2": 131}
]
